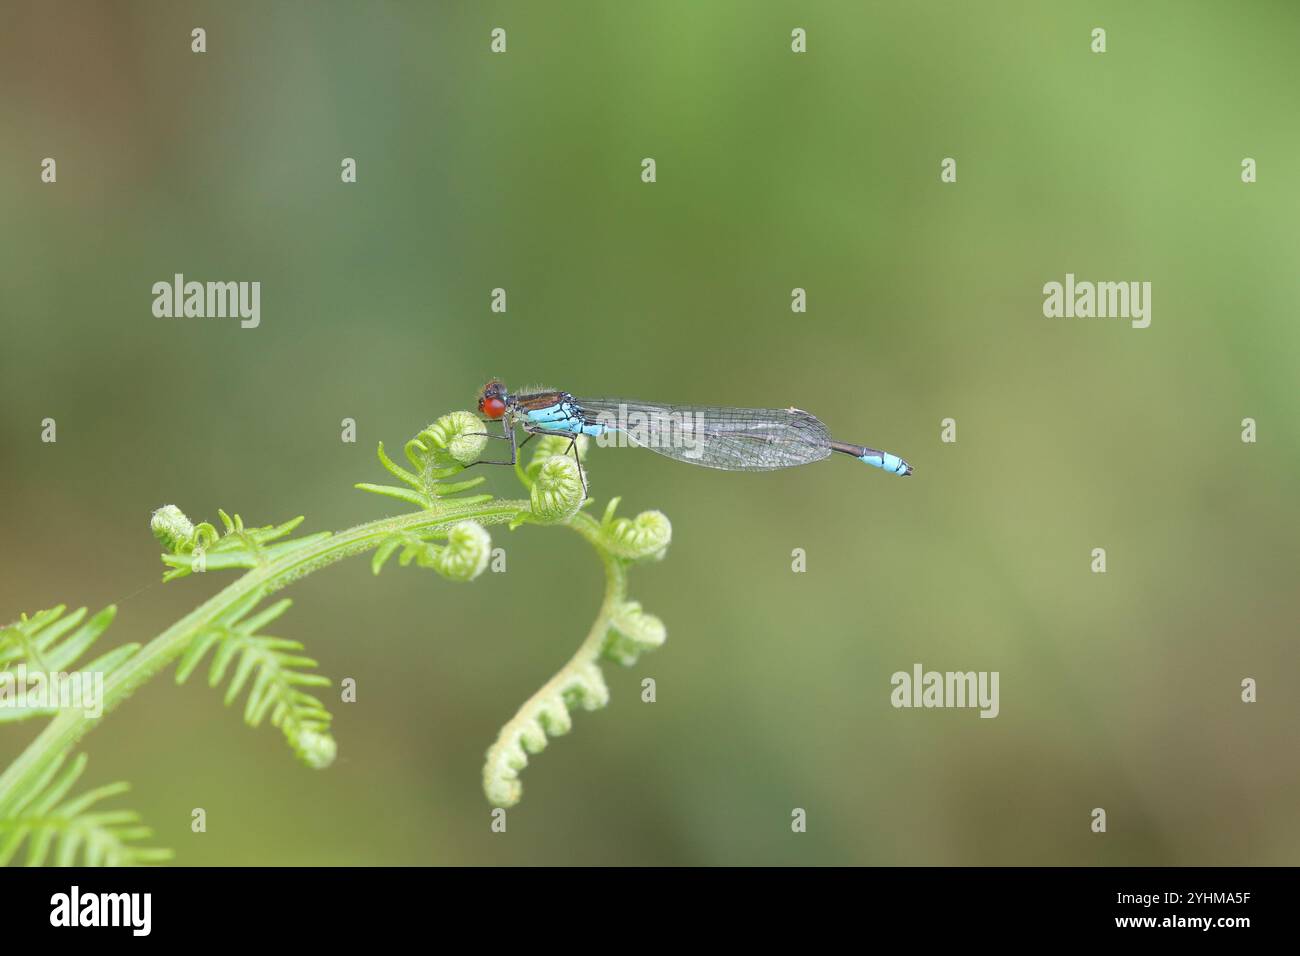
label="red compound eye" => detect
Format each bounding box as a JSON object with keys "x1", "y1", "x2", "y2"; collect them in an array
[{"x1": 482, "y1": 396, "x2": 506, "y2": 420}]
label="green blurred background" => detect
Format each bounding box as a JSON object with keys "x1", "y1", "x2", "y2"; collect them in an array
[{"x1": 2, "y1": 1, "x2": 1297, "y2": 865}]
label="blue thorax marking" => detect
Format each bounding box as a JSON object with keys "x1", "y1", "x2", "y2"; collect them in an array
[{"x1": 522, "y1": 401, "x2": 608, "y2": 437}]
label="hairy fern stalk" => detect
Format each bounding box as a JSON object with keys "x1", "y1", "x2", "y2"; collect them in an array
[{"x1": 0, "y1": 410, "x2": 671, "y2": 865}]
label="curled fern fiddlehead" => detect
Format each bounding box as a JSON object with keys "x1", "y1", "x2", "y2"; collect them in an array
[
  {"x1": 355, "y1": 411, "x2": 492, "y2": 509},
  {"x1": 371, "y1": 520, "x2": 494, "y2": 582},
  {"x1": 598, "y1": 497, "x2": 672, "y2": 561},
  {"x1": 153, "y1": 507, "x2": 328, "y2": 583},
  {"x1": 525, "y1": 455, "x2": 586, "y2": 525}
]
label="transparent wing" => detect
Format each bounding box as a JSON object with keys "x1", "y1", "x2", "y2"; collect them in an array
[{"x1": 574, "y1": 397, "x2": 832, "y2": 472}]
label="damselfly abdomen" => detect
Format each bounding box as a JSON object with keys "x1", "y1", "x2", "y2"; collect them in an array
[{"x1": 473, "y1": 379, "x2": 912, "y2": 483}]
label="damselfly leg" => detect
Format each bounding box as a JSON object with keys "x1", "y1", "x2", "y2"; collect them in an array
[
  {"x1": 462, "y1": 414, "x2": 519, "y2": 467},
  {"x1": 465, "y1": 417, "x2": 551, "y2": 472},
  {"x1": 518, "y1": 421, "x2": 588, "y2": 498}
]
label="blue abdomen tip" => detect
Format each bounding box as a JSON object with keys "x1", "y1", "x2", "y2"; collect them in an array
[{"x1": 859, "y1": 452, "x2": 913, "y2": 476}]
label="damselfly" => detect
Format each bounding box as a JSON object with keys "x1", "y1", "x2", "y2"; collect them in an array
[{"x1": 472, "y1": 379, "x2": 912, "y2": 492}]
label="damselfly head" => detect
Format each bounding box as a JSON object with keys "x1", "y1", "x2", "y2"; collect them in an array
[{"x1": 477, "y1": 379, "x2": 508, "y2": 419}]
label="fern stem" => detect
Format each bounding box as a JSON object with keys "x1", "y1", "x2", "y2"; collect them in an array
[
  {"x1": 0, "y1": 499, "x2": 530, "y2": 817},
  {"x1": 505, "y1": 514, "x2": 624, "y2": 725}
]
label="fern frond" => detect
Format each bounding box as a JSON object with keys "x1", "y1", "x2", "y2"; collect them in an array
[
  {"x1": 0, "y1": 411, "x2": 670, "y2": 860},
  {"x1": 356, "y1": 411, "x2": 493, "y2": 509},
  {"x1": 0, "y1": 605, "x2": 138, "y2": 723},
  {"x1": 175, "y1": 591, "x2": 337, "y2": 768},
  {"x1": 154, "y1": 508, "x2": 331, "y2": 582},
  {"x1": 0, "y1": 753, "x2": 171, "y2": 866}
]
